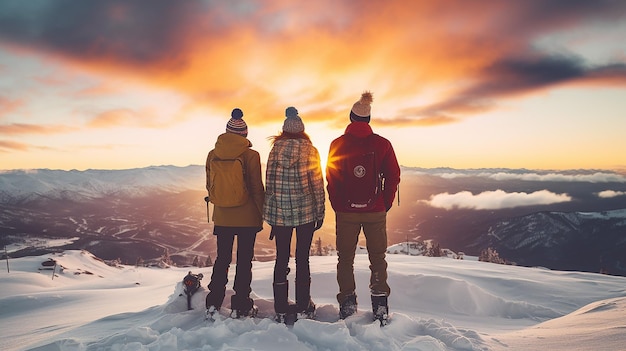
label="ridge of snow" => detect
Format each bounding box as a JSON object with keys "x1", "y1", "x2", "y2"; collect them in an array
[{"x1": 1, "y1": 250, "x2": 625, "y2": 350}]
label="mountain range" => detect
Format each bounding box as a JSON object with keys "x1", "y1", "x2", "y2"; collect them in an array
[{"x1": 1, "y1": 165, "x2": 625, "y2": 276}]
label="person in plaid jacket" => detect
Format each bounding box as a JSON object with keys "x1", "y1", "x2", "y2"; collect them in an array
[{"x1": 263, "y1": 106, "x2": 325, "y2": 322}]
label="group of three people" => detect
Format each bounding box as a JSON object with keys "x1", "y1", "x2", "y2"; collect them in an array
[{"x1": 204, "y1": 91, "x2": 401, "y2": 324}]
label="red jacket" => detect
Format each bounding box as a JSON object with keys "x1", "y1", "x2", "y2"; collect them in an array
[{"x1": 326, "y1": 122, "x2": 401, "y2": 213}]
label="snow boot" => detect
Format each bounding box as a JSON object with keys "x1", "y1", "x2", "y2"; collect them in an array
[
  {"x1": 205, "y1": 305, "x2": 219, "y2": 321},
  {"x1": 371, "y1": 294, "x2": 389, "y2": 326},
  {"x1": 273, "y1": 281, "x2": 290, "y2": 323},
  {"x1": 339, "y1": 293, "x2": 357, "y2": 319},
  {"x1": 230, "y1": 294, "x2": 257, "y2": 319},
  {"x1": 295, "y1": 279, "x2": 315, "y2": 319},
  {"x1": 205, "y1": 287, "x2": 225, "y2": 320}
]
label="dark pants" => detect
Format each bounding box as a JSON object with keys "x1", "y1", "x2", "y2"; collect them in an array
[
  {"x1": 206, "y1": 226, "x2": 257, "y2": 309},
  {"x1": 335, "y1": 212, "x2": 390, "y2": 304},
  {"x1": 272, "y1": 222, "x2": 315, "y2": 284}
]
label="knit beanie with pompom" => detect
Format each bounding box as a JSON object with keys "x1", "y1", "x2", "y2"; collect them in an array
[
  {"x1": 226, "y1": 108, "x2": 248, "y2": 137},
  {"x1": 282, "y1": 106, "x2": 305, "y2": 133},
  {"x1": 350, "y1": 91, "x2": 373, "y2": 123}
]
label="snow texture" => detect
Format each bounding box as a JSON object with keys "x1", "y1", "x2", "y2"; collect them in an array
[{"x1": 1, "y1": 250, "x2": 625, "y2": 351}]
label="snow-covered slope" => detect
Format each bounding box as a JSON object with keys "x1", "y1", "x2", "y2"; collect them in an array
[{"x1": 1, "y1": 250, "x2": 625, "y2": 351}]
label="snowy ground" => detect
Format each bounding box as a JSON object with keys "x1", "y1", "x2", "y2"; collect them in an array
[{"x1": 1, "y1": 250, "x2": 625, "y2": 351}]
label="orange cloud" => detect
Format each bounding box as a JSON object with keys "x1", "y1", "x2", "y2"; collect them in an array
[
  {"x1": 87, "y1": 108, "x2": 158, "y2": 128},
  {"x1": 0, "y1": 123, "x2": 75, "y2": 135},
  {"x1": 2, "y1": 0, "x2": 625, "y2": 128},
  {"x1": 75, "y1": 83, "x2": 121, "y2": 98},
  {"x1": 0, "y1": 140, "x2": 30, "y2": 152}
]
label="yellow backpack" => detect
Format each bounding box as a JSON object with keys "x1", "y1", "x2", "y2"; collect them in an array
[{"x1": 208, "y1": 156, "x2": 249, "y2": 207}]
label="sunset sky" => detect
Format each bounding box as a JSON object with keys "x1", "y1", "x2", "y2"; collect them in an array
[{"x1": 1, "y1": 0, "x2": 625, "y2": 172}]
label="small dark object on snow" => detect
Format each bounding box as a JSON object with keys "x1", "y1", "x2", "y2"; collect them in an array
[
  {"x1": 182, "y1": 271, "x2": 203, "y2": 310},
  {"x1": 40, "y1": 258, "x2": 57, "y2": 269}
]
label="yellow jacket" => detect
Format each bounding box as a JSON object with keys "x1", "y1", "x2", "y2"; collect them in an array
[{"x1": 205, "y1": 133, "x2": 264, "y2": 229}]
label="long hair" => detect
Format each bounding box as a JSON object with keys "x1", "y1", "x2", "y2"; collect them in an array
[{"x1": 268, "y1": 131, "x2": 311, "y2": 145}]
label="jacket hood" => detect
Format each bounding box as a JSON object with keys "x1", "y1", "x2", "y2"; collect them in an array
[
  {"x1": 345, "y1": 121, "x2": 373, "y2": 138},
  {"x1": 272, "y1": 138, "x2": 311, "y2": 168},
  {"x1": 214, "y1": 133, "x2": 251, "y2": 159}
]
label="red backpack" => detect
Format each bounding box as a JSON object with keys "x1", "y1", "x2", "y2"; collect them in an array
[{"x1": 337, "y1": 134, "x2": 383, "y2": 211}]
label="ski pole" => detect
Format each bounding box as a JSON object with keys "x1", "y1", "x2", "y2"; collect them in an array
[
  {"x1": 397, "y1": 183, "x2": 400, "y2": 206},
  {"x1": 4, "y1": 246, "x2": 9, "y2": 273},
  {"x1": 204, "y1": 196, "x2": 210, "y2": 223}
]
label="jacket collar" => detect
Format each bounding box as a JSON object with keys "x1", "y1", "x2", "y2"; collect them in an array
[
  {"x1": 344, "y1": 121, "x2": 373, "y2": 138},
  {"x1": 214, "y1": 132, "x2": 251, "y2": 159}
]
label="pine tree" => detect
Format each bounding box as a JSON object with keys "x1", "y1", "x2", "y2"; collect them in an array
[
  {"x1": 479, "y1": 247, "x2": 506, "y2": 264},
  {"x1": 204, "y1": 255, "x2": 213, "y2": 267},
  {"x1": 432, "y1": 243, "x2": 442, "y2": 257},
  {"x1": 161, "y1": 248, "x2": 172, "y2": 267},
  {"x1": 192, "y1": 255, "x2": 200, "y2": 267},
  {"x1": 315, "y1": 237, "x2": 323, "y2": 256}
]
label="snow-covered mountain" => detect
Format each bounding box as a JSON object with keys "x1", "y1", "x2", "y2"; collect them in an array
[
  {"x1": 3, "y1": 165, "x2": 624, "y2": 203},
  {"x1": 1, "y1": 249, "x2": 625, "y2": 351},
  {"x1": 2, "y1": 165, "x2": 626, "y2": 276},
  {"x1": 0, "y1": 165, "x2": 205, "y2": 203},
  {"x1": 470, "y1": 209, "x2": 626, "y2": 274}
]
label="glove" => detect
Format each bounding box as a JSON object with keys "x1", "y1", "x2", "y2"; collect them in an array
[{"x1": 314, "y1": 219, "x2": 324, "y2": 231}]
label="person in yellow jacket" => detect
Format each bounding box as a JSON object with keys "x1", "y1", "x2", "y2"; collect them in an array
[{"x1": 205, "y1": 108, "x2": 264, "y2": 319}]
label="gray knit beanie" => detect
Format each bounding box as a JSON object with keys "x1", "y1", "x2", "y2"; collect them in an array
[{"x1": 282, "y1": 106, "x2": 305, "y2": 133}]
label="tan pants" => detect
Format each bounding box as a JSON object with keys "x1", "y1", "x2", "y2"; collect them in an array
[{"x1": 335, "y1": 211, "x2": 390, "y2": 304}]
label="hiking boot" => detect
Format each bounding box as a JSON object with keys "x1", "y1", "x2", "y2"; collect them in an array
[
  {"x1": 295, "y1": 277, "x2": 315, "y2": 319},
  {"x1": 205, "y1": 305, "x2": 219, "y2": 321},
  {"x1": 274, "y1": 312, "x2": 288, "y2": 323},
  {"x1": 230, "y1": 295, "x2": 257, "y2": 319},
  {"x1": 205, "y1": 288, "x2": 225, "y2": 311},
  {"x1": 230, "y1": 305, "x2": 258, "y2": 319},
  {"x1": 273, "y1": 281, "x2": 290, "y2": 314},
  {"x1": 371, "y1": 294, "x2": 389, "y2": 326},
  {"x1": 339, "y1": 294, "x2": 358, "y2": 319},
  {"x1": 296, "y1": 298, "x2": 316, "y2": 320}
]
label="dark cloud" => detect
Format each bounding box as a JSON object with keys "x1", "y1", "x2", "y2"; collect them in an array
[
  {"x1": 473, "y1": 55, "x2": 626, "y2": 96},
  {"x1": 0, "y1": 0, "x2": 207, "y2": 65},
  {"x1": 408, "y1": 55, "x2": 626, "y2": 122},
  {"x1": 483, "y1": 55, "x2": 587, "y2": 92},
  {"x1": 1, "y1": 0, "x2": 624, "y2": 67}
]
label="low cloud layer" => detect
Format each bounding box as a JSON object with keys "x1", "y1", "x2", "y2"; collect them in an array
[
  {"x1": 484, "y1": 172, "x2": 626, "y2": 183},
  {"x1": 425, "y1": 189, "x2": 572, "y2": 210},
  {"x1": 597, "y1": 190, "x2": 626, "y2": 198},
  {"x1": 405, "y1": 168, "x2": 626, "y2": 183}
]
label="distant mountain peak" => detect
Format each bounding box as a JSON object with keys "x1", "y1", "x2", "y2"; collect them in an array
[{"x1": 0, "y1": 165, "x2": 205, "y2": 203}]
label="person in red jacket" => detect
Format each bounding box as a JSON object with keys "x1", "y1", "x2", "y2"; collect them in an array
[{"x1": 326, "y1": 91, "x2": 400, "y2": 325}]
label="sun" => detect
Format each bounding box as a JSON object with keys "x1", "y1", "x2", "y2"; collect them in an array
[{"x1": 319, "y1": 151, "x2": 329, "y2": 177}]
